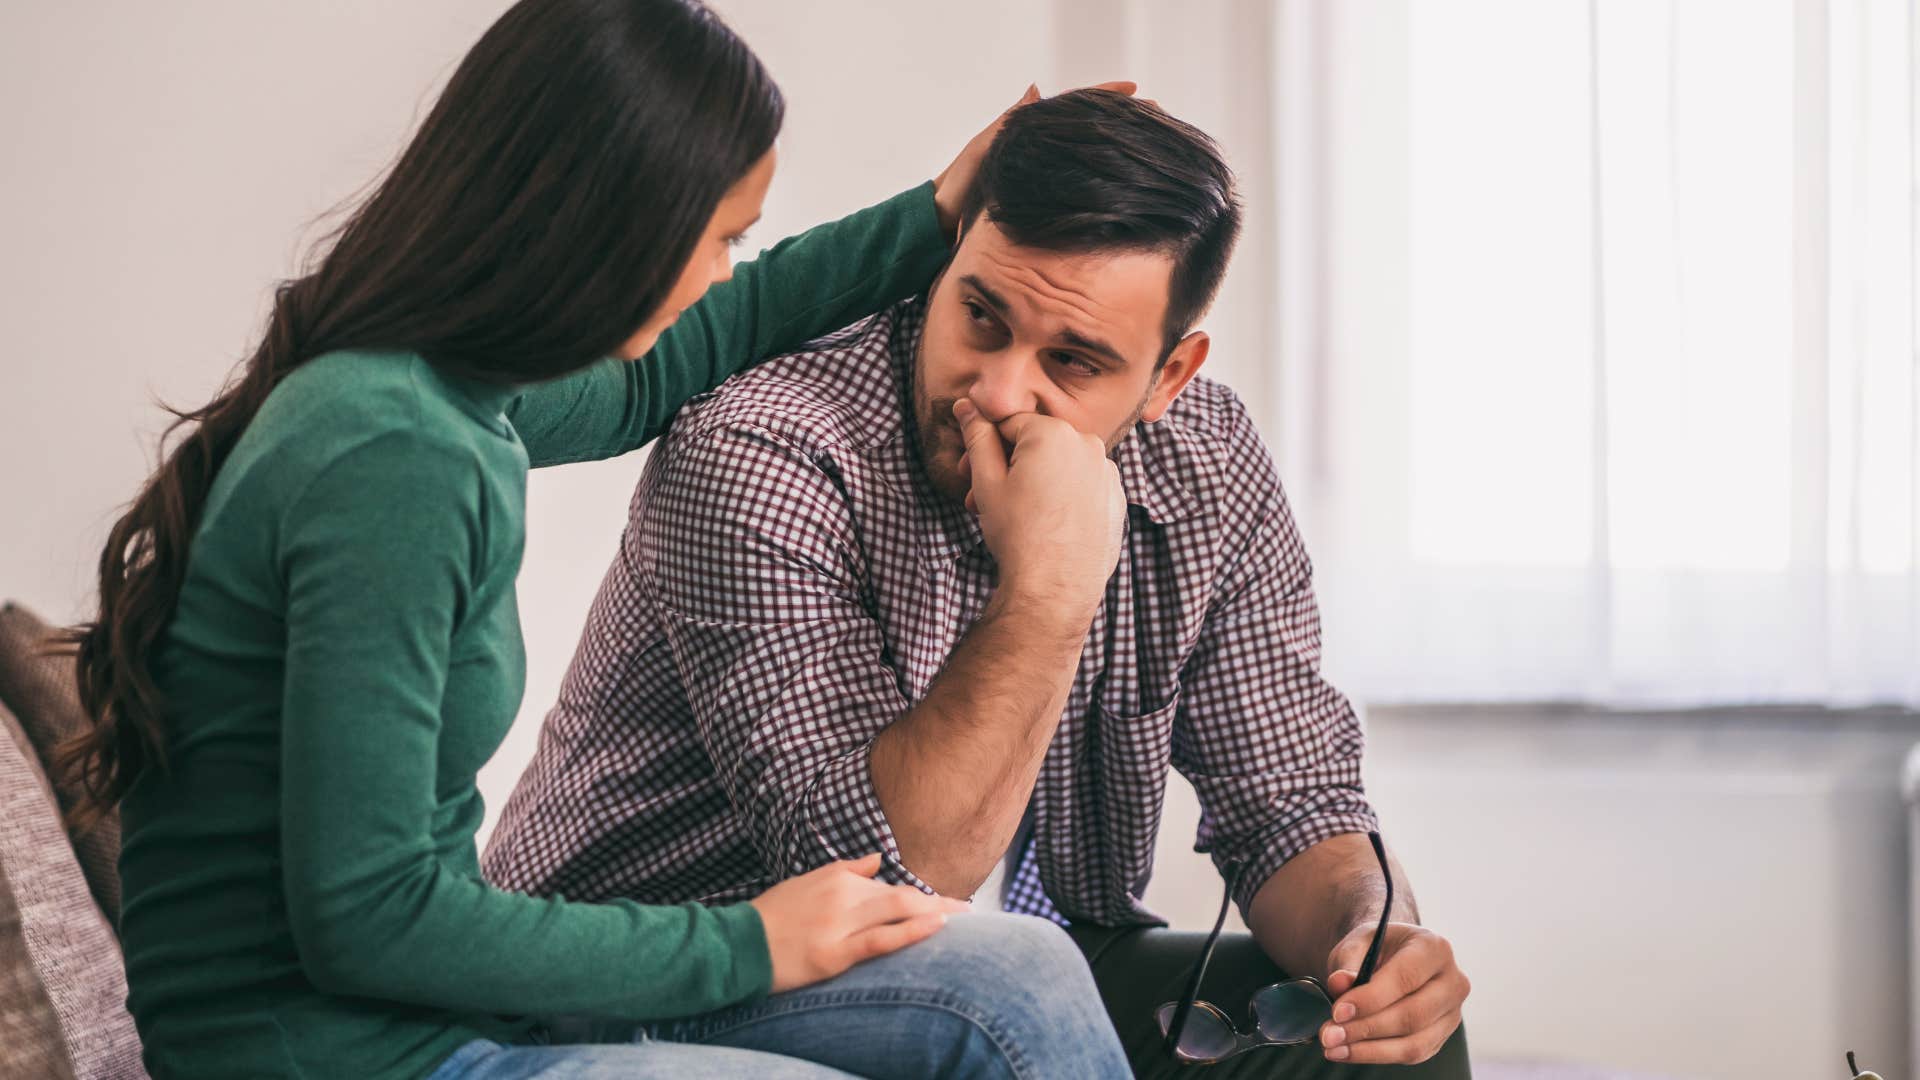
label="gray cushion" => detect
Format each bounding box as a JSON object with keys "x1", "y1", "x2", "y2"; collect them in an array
[
  {"x1": 0, "y1": 696, "x2": 144, "y2": 1077},
  {"x1": 0, "y1": 603, "x2": 120, "y2": 924},
  {"x1": 0, "y1": 698, "x2": 76, "y2": 1080}
]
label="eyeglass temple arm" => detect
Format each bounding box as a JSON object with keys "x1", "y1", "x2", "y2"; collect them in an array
[
  {"x1": 1163, "y1": 865, "x2": 1239, "y2": 1054},
  {"x1": 1352, "y1": 831, "x2": 1392, "y2": 987}
]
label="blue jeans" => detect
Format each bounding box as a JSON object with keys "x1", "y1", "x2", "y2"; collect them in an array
[{"x1": 425, "y1": 911, "x2": 1129, "y2": 1079}]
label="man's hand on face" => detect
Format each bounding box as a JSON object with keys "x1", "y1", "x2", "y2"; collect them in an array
[
  {"x1": 955, "y1": 400, "x2": 1125, "y2": 627},
  {"x1": 1318, "y1": 923, "x2": 1470, "y2": 1064}
]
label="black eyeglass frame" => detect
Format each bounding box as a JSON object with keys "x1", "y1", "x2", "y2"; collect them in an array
[{"x1": 1156, "y1": 831, "x2": 1394, "y2": 1064}]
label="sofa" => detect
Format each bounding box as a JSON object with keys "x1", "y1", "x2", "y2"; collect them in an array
[{"x1": 0, "y1": 600, "x2": 145, "y2": 1078}]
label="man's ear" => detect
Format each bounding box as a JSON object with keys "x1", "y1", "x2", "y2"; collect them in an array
[{"x1": 1139, "y1": 331, "x2": 1209, "y2": 423}]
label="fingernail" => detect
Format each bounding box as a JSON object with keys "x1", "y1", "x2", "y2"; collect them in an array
[
  {"x1": 953, "y1": 400, "x2": 975, "y2": 420},
  {"x1": 1327, "y1": 1046, "x2": 1350, "y2": 1062},
  {"x1": 1323, "y1": 1026, "x2": 1346, "y2": 1048},
  {"x1": 1334, "y1": 1002, "x2": 1356, "y2": 1023}
]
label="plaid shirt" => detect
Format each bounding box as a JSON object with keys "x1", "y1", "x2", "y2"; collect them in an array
[{"x1": 482, "y1": 299, "x2": 1377, "y2": 926}]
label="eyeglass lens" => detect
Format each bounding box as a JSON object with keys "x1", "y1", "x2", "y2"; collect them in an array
[
  {"x1": 1249, "y1": 980, "x2": 1331, "y2": 1042},
  {"x1": 1154, "y1": 1002, "x2": 1239, "y2": 1062}
]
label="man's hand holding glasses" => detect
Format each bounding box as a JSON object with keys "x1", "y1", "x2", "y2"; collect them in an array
[
  {"x1": 1317, "y1": 893, "x2": 1471, "y2": 1064},
  {"x1": 1158, "y1": 832, "x2": 1471, "y2": 1066}
]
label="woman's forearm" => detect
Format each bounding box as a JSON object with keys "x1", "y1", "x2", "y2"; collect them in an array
[{"x1": 507, "y1": 182, "x2": 950, "y2": 466}]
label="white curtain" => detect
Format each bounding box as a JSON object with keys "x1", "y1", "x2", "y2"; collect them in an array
[{"x1": 1275, "y1": 0, "x2": 1919, "y2": 706}]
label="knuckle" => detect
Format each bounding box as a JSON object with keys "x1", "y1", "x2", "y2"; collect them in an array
[
  {"x1": 1403, "y1": 963, "x2": 1428, "y2": 993},
  {"x1": 1396, "y1": 967, "x2": 1423, "y2": 996}
]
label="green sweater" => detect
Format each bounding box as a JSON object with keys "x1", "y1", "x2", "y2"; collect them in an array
[{"x1": 118, "y1": 183, "x2": 949, "y2": 1080}]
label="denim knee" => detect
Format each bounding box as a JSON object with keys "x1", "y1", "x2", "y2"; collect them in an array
[{"x1": 924, "y1": 912, "x2": 1127, "y2": 1079}]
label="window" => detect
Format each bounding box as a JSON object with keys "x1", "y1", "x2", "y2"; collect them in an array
[{"x1": 1286, "y1": 0, "x2": 1918, "y2": 705}]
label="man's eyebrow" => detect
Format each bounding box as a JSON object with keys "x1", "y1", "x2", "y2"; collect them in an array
[
  {"x1": 1056, "y1": 327, "x2": 1128, "y2": 367},
  {"x1": 959, "y1": 274, "x2": 1010, "y2": 315},
  {"x1": 959, "y1": 273, "x2": 1131, "y2": 367}
]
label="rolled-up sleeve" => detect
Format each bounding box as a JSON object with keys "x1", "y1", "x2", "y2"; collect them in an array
[
  {"x1": 632, "y1": 421, "x2": 936, "y2": 893},
  {"x1": 1172, "y1": 405, "x2": 1379, "y2": 918}
]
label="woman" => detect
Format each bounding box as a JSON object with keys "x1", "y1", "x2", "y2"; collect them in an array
[{"x1": 57, "y1": 1, "x2": 1132, "y2": 1077}]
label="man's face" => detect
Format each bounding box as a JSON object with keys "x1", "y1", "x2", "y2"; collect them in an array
[{"x1": 912, "y1": 216, "x2": 1209, "y2": 503}]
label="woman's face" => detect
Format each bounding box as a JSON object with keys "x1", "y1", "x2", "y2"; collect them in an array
[{"x1": 617, "y1": 146, "x2": 778, "y2": 360}]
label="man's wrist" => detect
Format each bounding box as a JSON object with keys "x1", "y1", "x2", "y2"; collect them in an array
[
  {"x1": 987, "y1": 580, "x2": 1099, "y2": 645},
  {"x1": 931, "y1": 176, "x2": 961, "y2": 239}
]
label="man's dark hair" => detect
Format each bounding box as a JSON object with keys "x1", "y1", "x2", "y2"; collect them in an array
[{"x1": 957, "y1": 89, "x2": 1242, "y2": 364}]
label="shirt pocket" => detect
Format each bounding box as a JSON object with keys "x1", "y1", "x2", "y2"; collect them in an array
[
  {"x1": 1087, "y1": 690, "x2": 1183, "y2": 900},
  {"x1": 1092, "y1": 687, "x2": 1182, "y2": 764}
]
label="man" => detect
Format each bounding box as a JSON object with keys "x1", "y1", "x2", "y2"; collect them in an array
[{"x1": 485, "y1": 91, "x2": 1471, "y2": 1077}]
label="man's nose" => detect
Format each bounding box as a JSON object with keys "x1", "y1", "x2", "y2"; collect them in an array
[{"x1": 966, "y1": 358, "x2": 1042, "y2": 422}]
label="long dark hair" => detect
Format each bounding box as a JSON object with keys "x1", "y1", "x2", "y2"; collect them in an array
[{"x1": 57, "y1": 0, "x2": 783, "y2": 826}]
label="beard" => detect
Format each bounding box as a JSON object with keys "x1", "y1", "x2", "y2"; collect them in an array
[{"x1": 910, "y1": 371, "x2": 974, "y2": 504}]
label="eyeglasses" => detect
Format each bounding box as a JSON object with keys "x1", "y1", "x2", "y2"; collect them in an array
[{"x1": 1156, "y1": 831, "x2": 1393, "y2": 1064}]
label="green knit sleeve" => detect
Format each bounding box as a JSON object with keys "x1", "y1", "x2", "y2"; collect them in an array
[
  {"x1": 275, "y1": 430, "x2": 772, "y2": 1018},
  {"x1": 506, "y1": 181, "x2": 949, "y2": 467}
]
